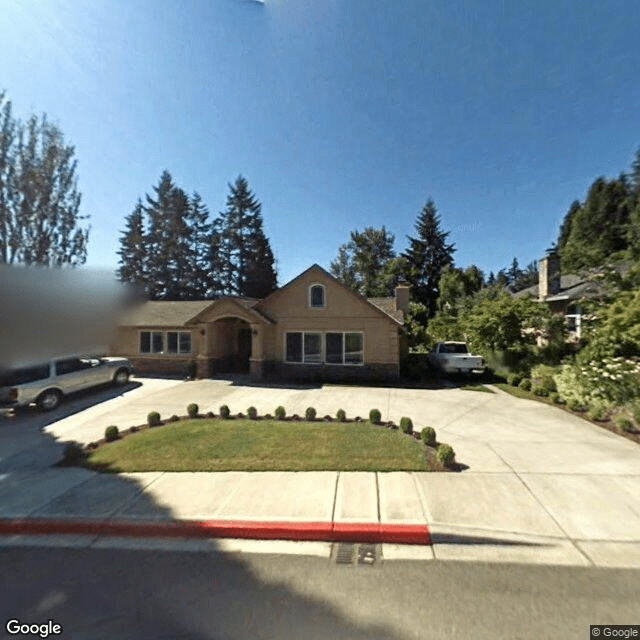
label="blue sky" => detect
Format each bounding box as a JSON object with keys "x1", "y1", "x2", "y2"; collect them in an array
[{"x1": 2, "y1": 0, "x2": 639, "y2": 285}]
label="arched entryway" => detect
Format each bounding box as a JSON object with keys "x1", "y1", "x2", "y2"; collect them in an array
[{"x1": 209, "y1": 316, "x2": 252, "y2": 374}]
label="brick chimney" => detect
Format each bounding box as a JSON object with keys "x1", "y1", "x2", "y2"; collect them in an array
[
  {"x1": 395, "y1": 280, "x2": 410, "y2": 313},
  {"x1": 538, "y1": 247, "x2": 561, "y2": 300}
]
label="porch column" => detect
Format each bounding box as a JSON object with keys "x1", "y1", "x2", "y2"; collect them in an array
[
  {"x1": 195, "y1": 323, "x2": 211, "y2": 379},
  {"x1": 249, "y1": 323, "x2": 265, "y2": 381}
]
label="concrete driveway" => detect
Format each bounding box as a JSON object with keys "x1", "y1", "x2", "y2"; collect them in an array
[{"x1": 4, "y1": 375, "x2": 640, "y2": 566}]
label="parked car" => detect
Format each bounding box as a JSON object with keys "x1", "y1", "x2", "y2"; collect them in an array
[
  {"x1": 0, "y1": 356, "x2": 132, "y2": 411},
  {"x1": 427, "y1": 342, "x2": 485, "y2": 375}
]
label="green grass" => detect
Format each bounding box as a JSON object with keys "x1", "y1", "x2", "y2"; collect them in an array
[
  {"x1": 87, "y1": 419, "x2": 435, "y2": 472},
  {"x1": 459, "y1": 384, "x2": 495, "y2": 393},
  {"x1": 493, "y1": 382, "x2": 536, "y2": 400}
]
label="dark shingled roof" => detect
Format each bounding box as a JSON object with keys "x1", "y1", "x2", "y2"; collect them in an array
[
  {"x1": 367, "y1": 297, "x2": 404, "y2": 323},
  {"x1": 512, "y1": 274, "x2": 606, "y2": 301}
]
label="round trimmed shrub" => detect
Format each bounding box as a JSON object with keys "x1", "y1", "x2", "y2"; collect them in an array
[
  {"x1": 219, "y1": 405, "x2": 230, "y2": 419},
  {"x1": 518, "y1": 378, "x2": 532, "y2": 391},
  {"x1": 436, "y1": 443, "x2": 455, "y2": 466},
  {"x1": 336, "y1": 409, "x2": 346, "y2": 422},
  {"x1": 369, "y1": 409, "x2": 382, "y2": 424},
  {"x1": 550, "y1": 392, "x2": 560, "y2": 404},
  {"x1": 205, "y1": 411, "x2": 215, "y2": 418},
  {"x1": 168, "y1": 415, "x2": 180, "y2": 422},
  {"x1": 275, "y1": 406, "x2": 286, "y2": 420},
  {"x1": 399, "y1": 417, "x2": 413, "y2": 434},
  {"x1": 567, "y1": 398, "x2": 582, "y2": 412},
  {"x1": 421, "y1": 427, "x2": 436, "y2": 446},
  {"x1": 187, "y1": 403, "x2": 199, "y2": 418},
  {"x1": 105, "y1": 426, "x2": 119, "y2": 442},
  {"x1": 305, "y1": 407, "x2": 317, "y2": 421},
  {"x1": 147, "y1": 411, "x2": 161, "y2": 427},
  {"x1": 616, "y1": 416, "x2": 633, "y2": 432},
  {"x1": 247, "y1": 406, "x2": 258, "y2": 420}
]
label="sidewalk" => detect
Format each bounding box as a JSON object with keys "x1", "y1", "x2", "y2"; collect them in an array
[{"x1": 2, "y1": 467, "x2": 640, "y2": 567}]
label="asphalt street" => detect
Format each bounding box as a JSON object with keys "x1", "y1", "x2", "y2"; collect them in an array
[{"x1": 1, "y1": 545, "x2": 639, "y2": 640}]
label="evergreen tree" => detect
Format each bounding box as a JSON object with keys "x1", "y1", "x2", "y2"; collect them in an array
[
  {"x1": 507, "y1": 257, "x2": 522, "y2": 284},
  {"x1": 559, "y1": 176, "x2": 631, "y2": 272},
  {"x1": 0, "y1": 91, "x2": 89, "y2": 266},
  {"x1": 487, "y1": 271, "x2": 496, "y2": 287},
  {"x1": 215, "y1": 176, "x2": 277, "y2": 297},
  {"x1": 496, "y1": 269, "x2": 509, "y2": 288},
  {"x1": 117, "y1": 199, "x2": 147, "y2": 288},
  {"x1": 557, "y1": 200, "x2": 581, "y2": 251},
  {"x1": 401, "y1": 200, "x2": 455, "y2": 317},
  {"x1": 186, "y1": 192, "x2": 211, "y2": 299}
]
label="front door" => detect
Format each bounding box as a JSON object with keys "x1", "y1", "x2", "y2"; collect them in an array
[{"x1": 236, "y1": 328, "x2": 252, "y2": 373}]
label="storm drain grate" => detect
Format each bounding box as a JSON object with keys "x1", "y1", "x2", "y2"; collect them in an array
[{"x1": 333, "y1": 543, "x2": 381, "y2": 566}]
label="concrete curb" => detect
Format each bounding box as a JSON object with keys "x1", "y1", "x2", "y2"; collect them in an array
[{"x1": 0, "y1": 518, "x2": 431, "y2": 545}]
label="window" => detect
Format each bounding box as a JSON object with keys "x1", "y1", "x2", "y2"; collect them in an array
[
  {"x1": 325, "y1": 333, "x2": 343, "y2": 364},
  {"x1": 140, "y1": 331, "x2": 191, "y2": 355},
  {"x1": 55, "y1": 358, "x2": 88, "y2": 375},
  {"x1": 285, "y1": 332, "x2": 364, "y2": 365},
  {"x1": 286, "y1": 333, "x2": 303, "y2": 363},
  {"x1": 179, "y1": 332, "x2": 192, "y2": 354},
  {"x1": 344, "y1": 333, "x2": 364, "y2": 364},
  {"x1": 304, "y1": 333, "x2": 322, "y2": 363},
  {"x1": 309, "y1": 284, "x2": 325, "y2": 308},
  {"x1": 140, "y1": 332, "x2": 151, "y2": 353}
]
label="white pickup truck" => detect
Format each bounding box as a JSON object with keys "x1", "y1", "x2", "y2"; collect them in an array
[{"x1": 427, "y1": 342, "x2": 485, "y2": 375}]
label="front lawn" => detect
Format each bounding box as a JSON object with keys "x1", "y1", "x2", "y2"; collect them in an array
[{"x1": 86, "y1": 419, "x2": 439, "y2": 472}]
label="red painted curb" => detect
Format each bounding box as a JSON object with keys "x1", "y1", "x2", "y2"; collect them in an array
[{"x1": 0, "y1": 518, "x2": 430, "y2": 545}]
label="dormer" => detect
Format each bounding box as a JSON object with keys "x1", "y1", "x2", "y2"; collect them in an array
[{"x1": 308, "y1": 283, "x2": 326, "y2": 309}]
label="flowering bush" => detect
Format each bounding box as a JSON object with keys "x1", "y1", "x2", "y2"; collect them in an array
[{"x1": 573, "y1": 357, "x2": 640, "y2": 406}]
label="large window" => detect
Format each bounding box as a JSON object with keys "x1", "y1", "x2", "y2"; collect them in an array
[
  {"x1": 285, "y1": 332, "x2": 363, "y2": 365},
  {"x1": 327, "y1": 332, "x2": 363, "y2": 365},
  {"x1": 139, "y1": 331, "x2": 192, "y2": 355}
]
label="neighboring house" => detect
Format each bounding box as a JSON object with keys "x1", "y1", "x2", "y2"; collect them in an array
[
  {"x1": 110, "y1": 264, "x2": 409, "y2": 382},
  {"x1": 510, "y1": 248, "x2": 607, "y2": 340}
]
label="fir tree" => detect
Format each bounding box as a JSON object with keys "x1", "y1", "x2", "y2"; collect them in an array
[
  {"x1": 215, "y1": 176, "x2": 277, "y2": 297},
  {"x1": 401, "y1": 200, "x2": 455, "y2": 317},
  {"x1": 117, "y1": 199, "x2": 147, "y2": 288}
]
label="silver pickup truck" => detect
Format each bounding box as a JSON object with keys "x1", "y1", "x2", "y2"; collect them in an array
[
  {"x1": 0, "y1": 356, "x2": 132, "y2": 411},
  {"x1": 427, "y1": 342, "x2": 485, "y2": 375}
]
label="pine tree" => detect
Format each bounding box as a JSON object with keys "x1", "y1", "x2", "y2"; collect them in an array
[
  {"x1": 487, "y1": 271, "x2": 496, "y2": 287},
  {"x1": 401, "y1": 200, "x2": 455, "y2": 317},
  {"x1": 117, "y1": 199, "x2": 147, "y2": 288}
]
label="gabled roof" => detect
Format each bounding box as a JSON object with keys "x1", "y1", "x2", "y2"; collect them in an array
[
  {"x1": 186, "y1": 296, "x2": 274, "y2": 325},
  {"x1": 258, "y1": 263, "x2": 404, "y2": 325}
]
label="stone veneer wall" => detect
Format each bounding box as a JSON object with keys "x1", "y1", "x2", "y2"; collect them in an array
[{"x1": 268, "y1": 362, "x2": 399, "y2": 384}]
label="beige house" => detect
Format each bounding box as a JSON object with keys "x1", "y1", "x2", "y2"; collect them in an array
[{"x1": 111, "y1": 264, "x2": 408, "y2": 382}]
